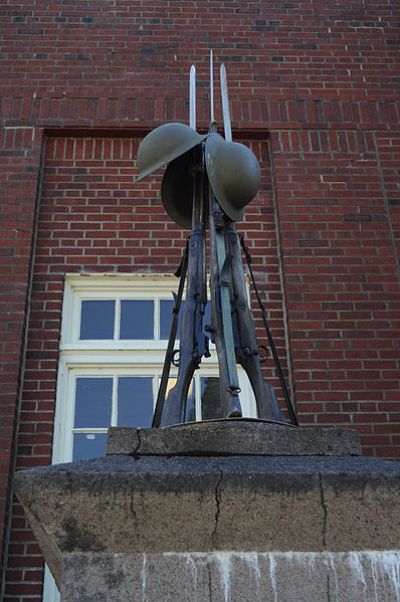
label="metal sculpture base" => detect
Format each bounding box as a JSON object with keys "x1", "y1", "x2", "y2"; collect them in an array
[{"x1": 14, "y1": 421, "x2": 400, "y2": 601}]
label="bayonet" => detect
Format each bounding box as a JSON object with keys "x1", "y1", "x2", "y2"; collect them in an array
[
  {"x1": 210, "y1": 49, "x2": 215, "y2": 125},
  {"x1": 189, "y1": 64, "x2": 196, "y2": 130},
  {"x1": 220, "y1": 63, "x2": 232, "y2": 142}
]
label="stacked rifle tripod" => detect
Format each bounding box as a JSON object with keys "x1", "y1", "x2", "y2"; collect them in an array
[{"x1": 136, "y1": 54, "x2": 298, "y2": 428}]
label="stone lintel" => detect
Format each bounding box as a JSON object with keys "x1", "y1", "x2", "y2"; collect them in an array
[{"x1": 107, "y1": 419, "x2": 361, "y2": 457}]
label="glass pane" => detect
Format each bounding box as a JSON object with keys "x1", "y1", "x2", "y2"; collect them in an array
[
  {"x1": 74, "y1": 377, "x2": 113, "y2": 428},
  {"x1": 185, "y1": 379, "x2": 196, "y2": 422},
  {"x1": 160, "y1": 300, "x2": 185, "y2": 340},
  {"x1": 117, "y1": 377, "x2": 153, "y2": 427},
  {"x1": 160, "y1": 299, "x2": 174, "y2": 340},
  {"x1": 120, "y1": 300, "x2": 154, "y2": 339},
  {"x1": 164, "y1": 377, "x2": 195, "y2": 422},
  {"x1": 73, "y1": 433, "x2": 107, "y2": 461},
  {"x1": 200, "y1": 377, "x2": 221, "y2": 420},
  {"x1": 80, "y1": 300, "x2": 115, "y2": 339}
]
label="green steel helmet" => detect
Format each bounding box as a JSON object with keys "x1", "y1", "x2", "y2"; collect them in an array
[
  {"x1": 161, "y1": 150, "x2": 194, "y2": 230},
  {"x1": 136, "y1": 122, "x2": 206, "y2": 182},
  {"x1": 205, "y1": 133, "x2": 261, "y2": 222}
]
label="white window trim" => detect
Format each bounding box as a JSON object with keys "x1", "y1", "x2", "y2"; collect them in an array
[{"x1": 61, "y1": 273, "x2": 190, "y2": 348}]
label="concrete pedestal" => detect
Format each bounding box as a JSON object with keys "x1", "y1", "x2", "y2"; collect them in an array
[{"x1": 14, "y1": 420, "x2": 400, "y2": 601}]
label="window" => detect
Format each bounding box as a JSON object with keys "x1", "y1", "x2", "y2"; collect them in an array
[
  {"x1": 44, "y1": 273, "x2": 256, "y2": 601},
  {"x1": 52, "y1": 273, "x2": 255, "y2": 463}
]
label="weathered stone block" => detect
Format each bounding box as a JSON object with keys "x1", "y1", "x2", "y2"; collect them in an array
[{"x1": 107, "y1": 419, "x2": 361, "y2": 457}]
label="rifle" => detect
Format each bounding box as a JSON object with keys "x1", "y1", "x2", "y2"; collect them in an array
[
  {"x1": 226, "y1": 222, "x2": 284, "y2": 421},
  {"x1": 152, "y1": 241, "x2": 188, "y2": 428},
  {"x1": 208, "y1": 192, "x2": 242, "y2": 418},
  {"x1": 159, "y1": 146, "x2": 209, "y2": 426},
  {"x1": 207, "y1": 84, "x2": 242, "y2": 419}
]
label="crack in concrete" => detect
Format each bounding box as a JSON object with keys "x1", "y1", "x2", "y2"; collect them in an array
[
  {"x1": 319, "y1": 472, "x2": 328, "y2": 549},
  {"x1": 211, "y1": 468, "x2": 223, "y2": 547},
  {"x1": 131, "y1": 428, "x2": 142, "y2": 459}
]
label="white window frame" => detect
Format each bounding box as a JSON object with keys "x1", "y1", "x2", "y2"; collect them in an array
[
  {"x1": 44, "y1": 272, "x2": 256, "y2": 602},
  {"x1": 61, "y1": 273, "x2": 195, "y2": 350}
]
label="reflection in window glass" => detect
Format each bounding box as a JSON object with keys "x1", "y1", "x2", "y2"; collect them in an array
[
  {"x1": 160, "y1": 300, "x2": 174, "y2": 340},
  {"x1": 73, "y1": 433, "x2": 107, "y2": 461},
  {"x1": 160, "y1": 300, "x2": 185, "y2": 340},
  {"x1": 120, "y1": 300, "x2": 154, "y2": 339},
  {"x1": 74, "y1": 378, "x2": 112, "y2": 428},
  {"x1": 185, "y1": 379, "x2": 196, "y2": 422},
  {"x1": 118, "y1": 377, "x2": 153, "y2": 427},
  {"x1": 80, "y1": 300, "x2": 115, "y2": 339},
  {"x1": 165, "y1": 377, "x2": 195, "y2": 422},
  {"x1": 201, "y1": 377, "x2": 221, "y2": 420}
]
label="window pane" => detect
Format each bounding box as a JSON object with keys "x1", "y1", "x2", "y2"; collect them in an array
[
  {"x1": 80, "y1": 300, "x2": 115, "y2": 339},
  {"x1": 160, "y1": 300, "x2": 185, "y2": 340},
  {"x1": 165, "y1": 377, "x2": 195, "y2": 422},
  {"x1": 160, "y1": 299, "x2": 174, "y2": 340},
  {"x1": 74, "y1": 377, "x2": 113, "y2": 428},
  {"x1": 200, "y1": 377, "x2": 221, "y2": 420},
  {"x1": 118, "y1": 377, "x2": 153, "y2": 427},
  {"x1": 73, "y1": 433, "x2": 107, "y2": 461},
  {"x1": 120, "y1": 300, "x2": 154, "y2": 339},
  {"x1": 185, "y1": 379, "x2": 196, "y2": 422}
]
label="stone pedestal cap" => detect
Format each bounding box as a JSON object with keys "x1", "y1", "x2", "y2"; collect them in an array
[{"x1": 107, "y1": 419, "x2": 361, "y2": 457}]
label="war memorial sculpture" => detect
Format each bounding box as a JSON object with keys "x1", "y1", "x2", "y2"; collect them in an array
[
  {"x1": 14, "y1": 55, "x2": 400, "y2": 601},
  {"x1": 137, "y1": 53, "x2": 298, "y2": 428}
]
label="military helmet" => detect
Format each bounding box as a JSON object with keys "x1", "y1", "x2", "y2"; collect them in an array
[
  {"x1": 205, "y1": 133, "x2": 261, "y2": 222},
  {"x1": 161, "y1": 150, "x2": 194, "y2": 230},
  {"x1": 136, "y1": 122, "x2": 206, "y2": 182}
]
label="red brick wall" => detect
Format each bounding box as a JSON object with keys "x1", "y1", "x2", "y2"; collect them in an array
[
  {"x1": 0, "y1": 126, "x2": 44, "y2": 599},
  {"x1": 1, "y1": 0, "x2": 399, "y2": 599},
  {"x1": 271, "y1": 129, "x2": 400, "y2": 453}
]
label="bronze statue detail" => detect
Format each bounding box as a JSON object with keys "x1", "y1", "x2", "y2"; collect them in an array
[{"x1": 136, "y1": 53, "x2": 298, "y2": 427}]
